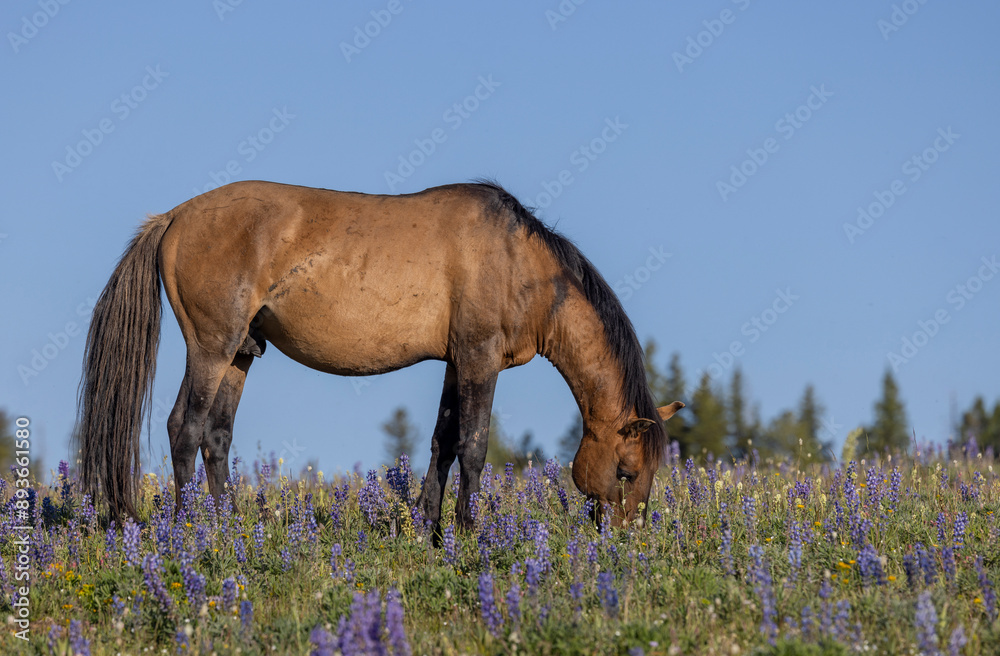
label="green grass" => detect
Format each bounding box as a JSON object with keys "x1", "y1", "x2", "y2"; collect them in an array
[{"x1": 2, "y1": 449, "x2": 999, "y2": 655}]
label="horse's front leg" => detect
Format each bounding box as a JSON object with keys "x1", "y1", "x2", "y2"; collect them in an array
[
  {"x1": 453, "y1": 360, "x2": 500, "y2": 532},
  {"x1": 417, "y1": 365, "x2": 460, "y2": 543}
]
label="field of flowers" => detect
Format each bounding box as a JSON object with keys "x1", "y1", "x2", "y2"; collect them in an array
[{"x1": 2, "y1": 442, "x2": 999, "y2": 655}]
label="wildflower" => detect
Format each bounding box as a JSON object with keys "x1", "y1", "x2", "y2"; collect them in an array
[
  {"x1": 222, "y1": 577, "x2": 237, "y2": 610},
  {"x1": 478, "y1": 572, "x2": 504, "y2": 637},
  {"x1": 175, "y1": 628, "x2": 190, "y2": 653},
  {"x1": 68, "y1": 619, "x2": 90, "y2": 656},
  {"x1": 914, "y1": 591, "x2": 940, "y2": 656},
  {"x1": 597, "y1": 571, "x2": 619, "y2": 618},
  {"x1": 949, "y1": 625, "x2": 967, "y2": 656},
  {"x1": 123, "y1": 518, "x2": 142, "y2": 566},
  {"x1": 240, "y1": 600, "x2": 254, "y2": 633},
  {"x1": 386, "y1": 588, "x2": 411, "y2": 656},
  {"x1": 309, "y1": 625, "x2": 336, "y2": 656},
  {"x1": 142, "y1": 553, "x2": 173, "y2": 612},
  {"x1": 747, "y1": 545, "x2": 777, "y2": 645},
  {"x1": 506, "y1": 579, "x2": 522, "y2": 626},
  {"x1": 975, "y1": 556, "x2": 997, "y2": 621},
  {"x1": 443, "y1": 525, "x2": 458, "y2": 566}
]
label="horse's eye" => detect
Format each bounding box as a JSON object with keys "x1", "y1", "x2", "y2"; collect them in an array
[{"x1": 617, "y1": 467, "x2": 636, "y2": 483}]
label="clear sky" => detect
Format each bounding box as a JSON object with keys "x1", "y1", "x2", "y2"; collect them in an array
[{"x1": 2, "y1": 1, "x2": 998, "y2": 478}]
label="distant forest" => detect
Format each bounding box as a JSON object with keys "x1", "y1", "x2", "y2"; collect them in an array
[{"x1": 382, "y1": 339, "x2": 999, "y2": 468}]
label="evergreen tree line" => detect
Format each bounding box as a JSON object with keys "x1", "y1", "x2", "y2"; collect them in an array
[{"x1": 379, "y1": 339, "x2": 937, "y2": 469}]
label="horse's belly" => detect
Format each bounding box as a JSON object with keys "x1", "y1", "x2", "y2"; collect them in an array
[{"x1": 258, "y1": 284, "x2": 450, "y2": 375}]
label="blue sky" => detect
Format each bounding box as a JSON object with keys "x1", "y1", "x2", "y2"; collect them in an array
[{"x1": 2, "y1": 1, "x2": 998, "y2": 478}]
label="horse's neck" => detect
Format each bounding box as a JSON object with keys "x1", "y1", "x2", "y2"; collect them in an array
[{"x1": 541, "y1": 294, "x2": 624, "y2": 427}]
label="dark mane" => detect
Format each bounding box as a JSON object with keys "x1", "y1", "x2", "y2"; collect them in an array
[{"x1": 471, "y1": 179, "x2": 667, "y2": 464}]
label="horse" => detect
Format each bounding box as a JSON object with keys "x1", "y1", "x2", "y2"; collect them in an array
[{"x1": 77, "y1": 179, "x2": 683, "y2": 535}]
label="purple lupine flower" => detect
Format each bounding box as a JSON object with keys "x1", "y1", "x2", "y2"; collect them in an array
[
  {"x1": 358, "y1": 470, "x2": 390, "y2": 527},
  {"x1": 309, "y1": 625, "x2": 336, "y2": 656},
  {"x1": 662, "y1": 484, "x2": 676, "y2": 510},
  {"x1": 596, "y1": 571, "x2": 618, "y2": 618},
  {"x1": 356, "y1": 530, "x2": 368, "y2": 554},
  {"x1": 742, "y1": 495, "x2": 757, "y2": 544},
  {"x1": 953, "y1": 512, "x2": 968, "y2": 549},
  {"x1": 240, "y1": 600, "x2": 254, "y2": 633},
  {"x1": 570, "y1": 581, "x2": 584, "y2": 617},
  {"x1": 252, "y1": 522, "x2": 265, "y2": 554},
  {"x1": 330, "y1": 543, "x2": 343, "y2": 578},
  {"x1": 503, "y1": 463, "x2": 514, "y2": 490},
  {"x1": 68, "y1": 619, "x2": 90, "y2": 656},
  {"x1": 386, "y1": 588, "x2": 410, "y2": 656},
  {"x1": 557, "y1": 487, "x2": 569, "y2": 513},
  {"x1": 800, "y1": 605, "x2": 814, "y2": 640},
  {"x1": 337, "y1": 590, "x2": 383, "y2": 654},
  {"x1": 443, "y1": 525, "x2": 458, "y2": 566},
  {"x1": 235, "y1": 535, "x2": 247, "y2": 565},
  {"x1": 916, "y1": 543, "x2": 937, "y2": 585},
  {"x1": 888, "y1": 468, "x2": 902, "y2": 509},
  {"x1": 915, "y1": 591, "x2": 941, "y2": 656},
  {"x1": 936, "y1": 512, "x2": 948, "y2": 545},
  {"x1": 142, "y1": 553, "x2": 173, "y2": 612},
  {"x1": 949, "y1": 625, "x2": 967, "y2": 656},
  {"x1": 903, "y1": 554, "x2": 919, "y2": 590},
  {"x1": 685, "y1": 459, "x2": 701, "y2": 506},
  {"x1": 533, "y1": 521, "x2": 551, "y2": 573},
  {"x1": 747, "y1": 545, "x2": 777, "y2": 645},
  {"x1": 386, "y1": 455, "x2": 414, "y2": 505},
  {"x1": 222, "y1": 577, "x2": 237, "y2": 610},
  {"x1": 942, "y1": 547, "x2": 956, "y2": 586},
  {"x1": 672, "y1": 519, "x2": 686, "y2": 551},
  {"x1": 112, "y1": 595, "x2": 125, "y2": 617},
  {"x1": 280, "y1": 547, "x2": 293, "y2": 572},
  {"x1": 478, "y1": 572, "x2": 504, "y2": 637},
  {"x1": 106, "y1": 520, "x2": 118, "y2": 557},
  {"x1": 787, "y1": 519, "x2": 803, "y2": 584},
  {"x1": 525, "y1": 559, "x2": 542, "y2": 597},
  {"x1": 586, "y1": 541, "x2": 599, "y2": 570},
  {"x1": 857, "y1": 544, "x2": 885, "y2": 586},
  {"x1": 650, "y1": 510, "x2": 663, "y2": 532},
  {"x1": 181, "y1": 559, "x2": 206, "y2": 609},
  {"x1": 976, "y1": 555, "x2": 997, "y2": 621},
  {"x1": 506, "y1": 579, "x2": 521, "y2": 626},
  {"x1": 175, "y1": 629, "x2": 190, "y2": 654}
]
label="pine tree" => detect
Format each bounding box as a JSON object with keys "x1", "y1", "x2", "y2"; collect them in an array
[
  {"x1": 687, "y1": 372, "x2": 728, "y2": 460},
  {"x1": 382, "y1": 406, "x2": 419, "y2": 464},
  {"x1": 643, "y1": 341, "x2": 689, "y2": 448},
  {"x1": 861, "y1": 371, "x2": 910, "y2": 457},
  {"x1": 958, "y1": 397, "x2": 1000, "y2": 452},
  {"x1": 729, "y1": 367, "x2": 749, "y2": 453},
  {"x1": 797, "y1": 385, "x2": 832, "y2": 462}
]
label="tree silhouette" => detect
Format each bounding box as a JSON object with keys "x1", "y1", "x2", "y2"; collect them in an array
[
  {"x1": 860, "y1": 370, "x2": 910, "y2": 457},
  {"x1": 382, "y1": 406, "x2": 419, "y2": 465}
]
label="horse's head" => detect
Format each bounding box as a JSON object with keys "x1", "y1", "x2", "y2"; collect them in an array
[{"x1": 571, "y1": 401, "x2": 684, "y2": 526}]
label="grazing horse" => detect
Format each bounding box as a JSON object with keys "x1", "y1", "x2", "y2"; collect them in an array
[{"x1": 77, "y1": 180, "x2": 682, "y2": 534}]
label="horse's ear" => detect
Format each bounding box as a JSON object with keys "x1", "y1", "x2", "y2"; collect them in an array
[
  {"x1": 621, "y1": 418, "x2": 656, "y2": 440},
  {"x1": 657, "y1": 401, "x2": 685, "y2": 421}
]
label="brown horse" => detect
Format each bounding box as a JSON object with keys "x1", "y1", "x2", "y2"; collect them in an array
[{"x1": 77, "y1": 180, "x2": 682, "y2": 534}]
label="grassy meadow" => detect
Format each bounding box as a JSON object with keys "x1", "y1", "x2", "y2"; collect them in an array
[{"x1": 2, "y1": 442, "x2": 999, "y2": 655}]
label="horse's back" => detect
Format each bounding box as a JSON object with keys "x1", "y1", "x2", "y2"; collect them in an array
[{"x1": 158, "y1": 181, "x2": 555, "y2": 374}]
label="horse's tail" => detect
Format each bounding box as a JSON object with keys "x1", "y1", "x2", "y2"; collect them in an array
[{"x1": 77, "y1": 213, "x2": 173, "y2": 520}]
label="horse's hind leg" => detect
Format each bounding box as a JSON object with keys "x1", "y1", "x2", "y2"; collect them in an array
[
  {"x1": 202, "y1": 352, "x2": 254, "y2": 501},
  {"x1": 169, "y1": 349, "x2": 233, "y2": 509},
  {"x1": 417, "y1": 364, "x2": 460, "y2": 542}
]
